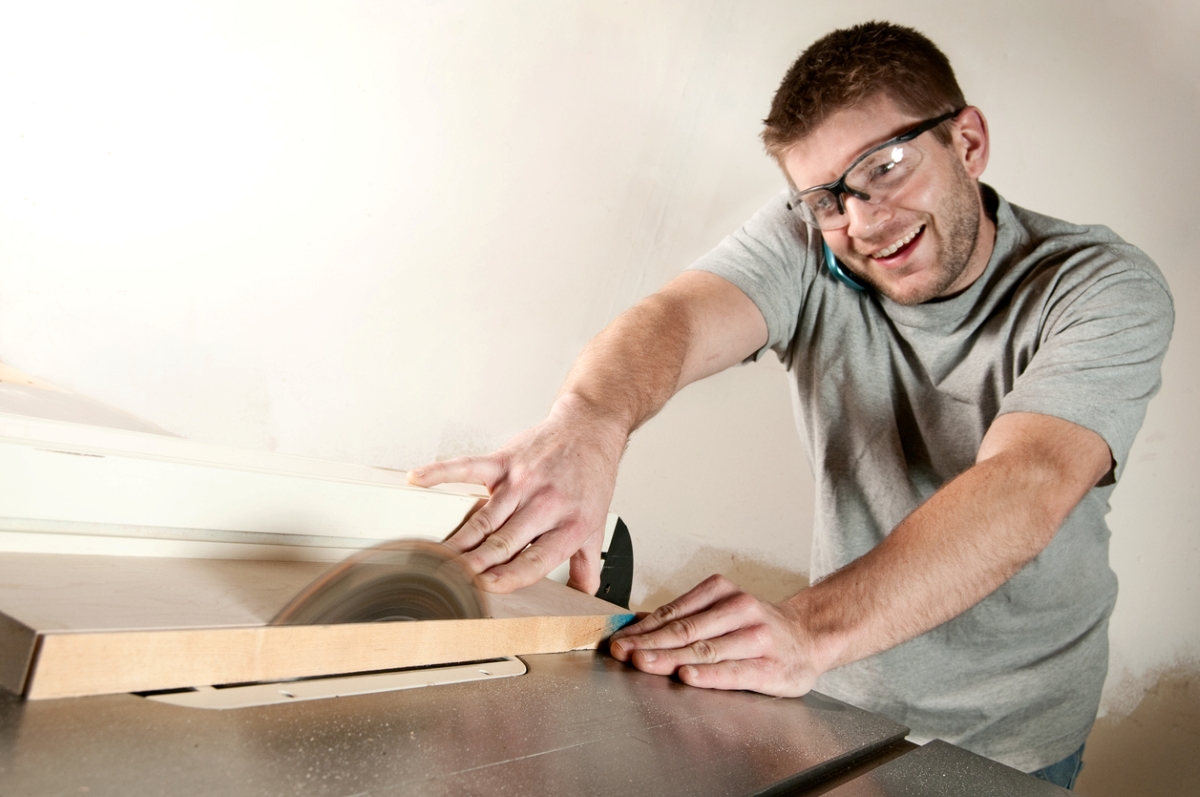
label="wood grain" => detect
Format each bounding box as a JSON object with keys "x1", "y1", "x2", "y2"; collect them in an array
[
  {"x1": 27, "y1": 615, "x2": 631, "y2": 699},
  {"x1": 0, "y1": 553, "x2": 633, "y2": 699}
]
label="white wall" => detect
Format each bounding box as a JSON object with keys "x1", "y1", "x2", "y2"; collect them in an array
[{"x1": 1, "y1": 0, "x2": 1196, "y2": 740}]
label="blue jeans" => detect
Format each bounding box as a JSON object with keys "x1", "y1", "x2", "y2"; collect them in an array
[{"x1": 1030, "y1": 744, "x2": 1085, "y2": 790}]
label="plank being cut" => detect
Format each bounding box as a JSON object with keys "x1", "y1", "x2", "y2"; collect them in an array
[
  {"x1": 0, "y1": 552, "x2": 633, "y2": 699},
  {"x1": 27, "y1": 614, "x2": 633, "y2": 700}
]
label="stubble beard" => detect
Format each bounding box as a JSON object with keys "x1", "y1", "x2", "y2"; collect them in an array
[{"x1": 860, "y1": 162, "x2": 984, "y2": 306}]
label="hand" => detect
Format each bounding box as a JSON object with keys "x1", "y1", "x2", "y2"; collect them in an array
[
  {"x1": 406, "y1": 395, "x2": 627, "y2": 594},
  {"x1": 609, "y1": 575, "x2": 823, "y2": 697}
]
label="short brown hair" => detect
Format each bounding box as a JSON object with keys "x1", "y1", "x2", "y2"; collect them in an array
[{"x1": 762, "y1": 22, "x2": 966, "y2": 161}]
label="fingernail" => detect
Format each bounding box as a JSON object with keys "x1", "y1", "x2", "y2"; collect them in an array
[
  {"x1": 639, "y1": 650, "x2": 656, "y2": 663},
  {"x1": 680, "y1": 665, "x2": 696, "y2": 680},
  {"x1": 478, "y1": 571, "x2": 497, "y2": 584}
]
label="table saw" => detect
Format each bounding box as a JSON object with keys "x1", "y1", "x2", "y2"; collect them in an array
[{"x1": 0, "y1": 383, "x2": 1070, "y2": 795}]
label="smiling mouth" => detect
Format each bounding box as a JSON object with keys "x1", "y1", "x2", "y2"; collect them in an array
[{"x1": 870, "y1": 225, "x2": 925, "y2": 259}]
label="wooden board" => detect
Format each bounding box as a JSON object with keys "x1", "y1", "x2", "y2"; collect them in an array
[
  {"x1": 0, "y1": 553, "x2": 634, "y2": 700},
  {"x1": 0, "y1": 413, "x2": 619, "y2": 585},
  {"x1": 0, "y1": 419, "x2": 488, "y2": 559}
]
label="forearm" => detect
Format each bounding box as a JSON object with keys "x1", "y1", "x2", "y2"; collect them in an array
[
  {"x1": 791, "y1": 417, "x2": 1110, "y2": 674},
  {"x1": 609, "y1": 415, "x2": 1111, "y2": 699},
  {"x1": 554, "y1": 294, "x2": 691, "y2": 439},
  {"x1": 553, "y1": 271, "x2": 767, "y2": 439}
]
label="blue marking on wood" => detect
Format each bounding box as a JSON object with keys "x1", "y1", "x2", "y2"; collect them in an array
[{"x1": 607, "y1": 613, "x2": 636, "y2": 636}]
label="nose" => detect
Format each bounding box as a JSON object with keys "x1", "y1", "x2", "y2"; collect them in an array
[{"x1": 842, "y1": 194, "x2": 891, "y2": 239}]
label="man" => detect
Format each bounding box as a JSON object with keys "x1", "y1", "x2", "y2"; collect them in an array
[{"x1": 408, "y1": 21, "x2": 1173, "y2": 787}]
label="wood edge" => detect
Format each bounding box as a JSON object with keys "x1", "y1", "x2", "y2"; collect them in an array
[
  {"x1": 0, "y1": 611, "x2": 38, "y2": 695},
  {"x1": 26, "y1": 613, "x2": 636, "y2": 700},
  {"x1": 0, "y1": 420, "x2": 491, "y2": 511},
  {"x1": 0, "y1": 362, "x2": 64, "y2": 392},
  {"x1": 485, "y1": 576, "x2": 629, "y2": 619}
]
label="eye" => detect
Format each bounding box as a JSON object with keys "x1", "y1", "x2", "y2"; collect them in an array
[
  {"x1": 870, "y1": 160, "x2": 897, "y2": 179},
  {"x1": 805, "y1": 191, "x2": 837, "y2": 214},
  {"x1": 855, "y1": 145, "x2": 911, "y2": 188}
]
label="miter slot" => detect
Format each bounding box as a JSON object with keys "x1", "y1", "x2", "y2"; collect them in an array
[{"x1": 138, "y1": 656, "x2": 528, "y2": 710}]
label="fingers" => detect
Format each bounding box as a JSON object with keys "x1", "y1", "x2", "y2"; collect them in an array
[
  {"x1": 411, "y1": 453, "x2": 572, "y2": 589},
  {"x1": 607, "y1": 579, "x2": 814, "y2": 697},
  {"x1": 406, "y1": 416, "x2": 619, "y2": 596},
  {"x1": 419, "y1": 464, "x2": 607, "y2": 594},
  {"x1": 566, "y1": 535, "x2": 603, "y2": 596},
  {"x1": 471, "y1": 523, "x2": 598, "y2": 593},
  {"x1": 625, "y1": 624, "x2": 769, "y2": 674},
  {"x1": 610, "y1": 590, "x2": 757, "y2": 665},
  {"x1": 610, "y1": 574, "x2": 741, "y2": 646},
  {"x1": 676, "y1": 657, "x2": 806, "y2": 696},
  {"x1": 407, "y1": 455, "x2": 505, "y2": 489},
  {"x1": 441, "y1": 491, "x2": 520, "y2": 554},
  {"x1": 453, "y1": 498, "x2": 565, "y2": 586}
]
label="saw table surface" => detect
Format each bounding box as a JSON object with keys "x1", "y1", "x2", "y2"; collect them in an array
[{"x1": 0, "y1": 651, "x2": 908, "y2": 797}]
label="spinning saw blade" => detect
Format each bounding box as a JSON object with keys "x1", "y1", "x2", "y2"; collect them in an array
[{"x1": 271, "y1": 539, "x2": 484, "y2": 625}]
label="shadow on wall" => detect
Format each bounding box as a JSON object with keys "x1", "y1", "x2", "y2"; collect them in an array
[
  {"x1": 1075, "y1": 663, "x2": 1200, "y2": 797},
  {"x1": 634, "y1": 546, "x2": 810, "y2": 612}
]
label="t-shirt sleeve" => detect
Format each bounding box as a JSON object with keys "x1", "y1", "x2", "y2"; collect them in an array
[
  {"x1": 998, "y1": 244, "x2": 1174, "y2": 484},
  {"x1": 687, "y1": 191, "x2": 820, "y2": 363}
]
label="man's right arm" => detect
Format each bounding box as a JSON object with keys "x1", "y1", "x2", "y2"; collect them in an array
[{"x1": 407, "y1": 270, "x2": 768, "y2": 594}]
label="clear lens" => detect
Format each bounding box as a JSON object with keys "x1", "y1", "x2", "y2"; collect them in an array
[
  {"x1": 846, "y1": 143, "x2": 921, "y2": 194},
  {"x1": 791, "y1": 140, "x2": 927, "y2": 231},
  {"x1": 793, "y1": 190, "x2": 840, "y2": 229}
]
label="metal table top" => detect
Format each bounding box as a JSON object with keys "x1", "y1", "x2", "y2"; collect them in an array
[
  {"x1": 0, "y1": 651, "x2": 908, "y2": 797},
  {"x1": 822, "y1": 739, "x2": 1071, "y2": 796}
]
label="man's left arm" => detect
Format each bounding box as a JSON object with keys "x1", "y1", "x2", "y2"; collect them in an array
[{"x1": 610, "y1": 411, "x2": 1111, "y2": 696}]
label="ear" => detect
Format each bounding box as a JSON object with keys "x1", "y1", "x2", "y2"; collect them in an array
[{"x1": 953, "y1": 106, "x2": 989, "y2": 179}]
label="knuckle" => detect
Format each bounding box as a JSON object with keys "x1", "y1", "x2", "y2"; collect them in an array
[
  {"x1": 468, "y1": 511, "x2": 496, "y2": 536},
  {"x1": 673, "y1": 616, "x2": 700, "y2": 642},
  {"x1": 556, "y1": 517, "x2": 588, "y2": 543},
  {"x1": 503, "y1": 456, "x2": 532, "y2": 487},
  {"x1": 481, "y1": 533, "x2": 520, "y2": 561},
  {"x1": 520, "y1": 545, "x2": 554, "y2": 573},
  {"x1": 537, "y1": 481, "x2": 564, "y2": 504},
  {"x1": 653, "y1": 602, "x2": 682, "y2": 624},
  {"x1": 727, "y1": 592, "x2": 758, "y2": 614},
  {"x1": 688, "y1": 639, "x2": 719, "y2": 663},
  {"x1": 529, "y1": 486, "x2": 571, "y2": 520},
  {"x1": 747, "y1": 624, "x2": 772, "y2": 650},
  {"x1": 703, "y1": 573, "x2": 731, "y2": 589}
]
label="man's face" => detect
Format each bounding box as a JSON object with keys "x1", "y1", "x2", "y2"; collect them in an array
[{"x1": 781, "y1": 94, "x2": 994, "y2": 305}]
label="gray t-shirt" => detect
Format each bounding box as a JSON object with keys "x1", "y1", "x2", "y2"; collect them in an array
[{"x1": 690, "y1": 186, "x2": 1174, "y2": 772}]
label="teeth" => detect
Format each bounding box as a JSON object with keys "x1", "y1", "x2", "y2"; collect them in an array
[{"x1": 872, "y1": 225, "x2": 923, "y2": 258}]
